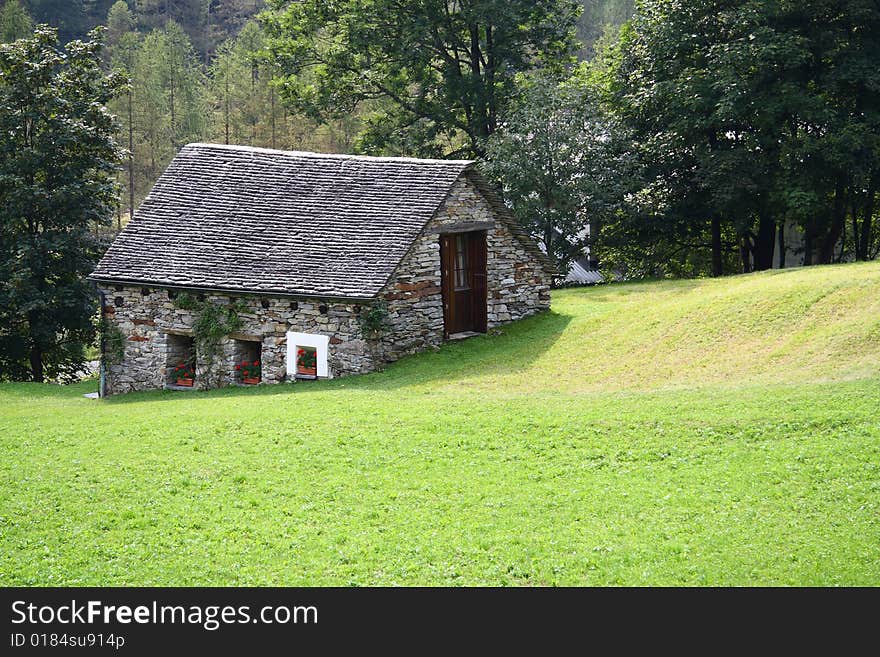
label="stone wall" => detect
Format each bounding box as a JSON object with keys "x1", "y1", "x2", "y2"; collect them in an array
[
  {"x1": 379, "y1": 176, "x2": 552, "y2": 361},
  {"x1": 99, "y1": 286, "x2": 375, "y2": 395}
]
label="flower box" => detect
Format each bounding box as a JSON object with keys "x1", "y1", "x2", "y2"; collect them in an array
[
  {"x1": 171, "y1": 361, "x2": 195, "y2": 387},
  {"x1": 236, "y1": 359, "x2": 261, "y2": 384},
  {"x1": 296, "y1": 347, "x2": 317, "y2": 377}
]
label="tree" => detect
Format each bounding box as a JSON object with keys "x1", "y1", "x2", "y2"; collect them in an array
[
  {"x1": 24, "y1": 1, "x2": 90, "y2": 43},
  {"x1": 124, "y1": 22, "x2": 206, "y2": 208},
  {"x1": 105, "y1": 1, "x2": 138, "y2": 225},
  {"x1": 485, "y1": 75, "x2": 638, "y2": 270},
  {"x1": 263, "y1": 0, "x2": 582, "y2": 157},
  {"x1": 209, "y1": 20, "x2": 274, "y2": 146},
  {"x1": 105, "y1": 0, "x2": 133, "y2": 51},
  {"x1": 575, "y1": 0, "x2": 633, "y2": 58},
  {"x1": 0, "y1": 26, "x2": 124, "y2": 381},
  {"x1": 0, "y1": 0, "x2": 32, "y2": 42},
  {"x1": 604, "y1": 0, "x2": 880, "y2": 276}
]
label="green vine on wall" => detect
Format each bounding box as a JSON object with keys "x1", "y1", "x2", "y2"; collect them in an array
[
  {"x1": 174, "y1": 292, "x2": 245, "y2": 389},
  {"x1": 99, "y1": 316, "x2": 126, "y2": 366},
  {"x1": 357, "y1": 300, "x2": 391, "y2": 371},
  {"x1": 358, "y1": 300, "x2": 391, "y2": 340}
]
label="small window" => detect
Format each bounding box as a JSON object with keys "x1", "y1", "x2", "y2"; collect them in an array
[
  {"x1": 233, "y1": 339, "x2": 262, "y2": 384},
  {"x1": 166, "y1": 334, "x2": 196, "y2": 387},
  {"x1": 454, "y1": 234, "x2": 470, "y2": 290}
]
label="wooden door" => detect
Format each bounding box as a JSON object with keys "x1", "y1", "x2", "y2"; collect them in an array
[{"x1": 440, "y1": 231, "x2": 487, "y2": 336}]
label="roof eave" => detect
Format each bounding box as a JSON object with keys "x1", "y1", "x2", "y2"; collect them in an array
[{"x1": 88, "y1": 275, "x2": 378, "y2": 303}]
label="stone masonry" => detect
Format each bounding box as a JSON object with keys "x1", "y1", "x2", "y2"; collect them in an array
[
  {"x1": 99, "y1": 288, "x2": 375, "y2": 395},
  {"x1": 379, "y1": 176, "x2": 552, "y2": 361}
]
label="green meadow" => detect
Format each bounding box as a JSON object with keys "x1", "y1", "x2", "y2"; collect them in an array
[{"x1": 2, "y1": 262, "x2": 879, "y2": 585}]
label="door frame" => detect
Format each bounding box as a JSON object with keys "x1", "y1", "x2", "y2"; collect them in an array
[{"x1": 440, "y1": 230, "x2": 488, "y2": 338}]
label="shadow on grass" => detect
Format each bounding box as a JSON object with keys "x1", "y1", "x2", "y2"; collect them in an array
[
  {"x1": 101, "y1": 309, "x2": 573, "y2": 404},
  {"x1": 339, "y1": 308, "x2": 573, "y2": 392}
]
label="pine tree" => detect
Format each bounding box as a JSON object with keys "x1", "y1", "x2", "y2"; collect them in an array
[{"x1": 0, "y1": 0, "x2": 32, "y2": 42}]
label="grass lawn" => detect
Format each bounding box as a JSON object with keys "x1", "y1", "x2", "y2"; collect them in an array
[{"x1": 2, "y1": 262, "x2": 879, "y2": 585}]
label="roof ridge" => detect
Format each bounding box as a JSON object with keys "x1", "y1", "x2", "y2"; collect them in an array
[{"x1": 184, "y1": 142, "x2": 475, "y2": 167}]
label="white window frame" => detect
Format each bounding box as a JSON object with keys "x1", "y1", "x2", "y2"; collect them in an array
[{"x1": 286, "y1": 331, "x2": 331, "y2": 379}]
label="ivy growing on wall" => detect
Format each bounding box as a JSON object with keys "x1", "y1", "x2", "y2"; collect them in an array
[
  {"x1": 99, "y1": 316, "x2": 126, "y2": 366},
  {"x1": 357, "y1": 300, "x2": 390, "y2": 371},
  {"x1": 358, "y1": 300, "x2": 390, "y2": 340},
  {"x1": 174, "y1": 292, "x2": 246, "y2": 389}
]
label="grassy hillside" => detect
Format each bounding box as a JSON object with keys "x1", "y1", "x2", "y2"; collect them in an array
[{"x1": 1, "y1": 262, "x2": 879, "y2": 585}]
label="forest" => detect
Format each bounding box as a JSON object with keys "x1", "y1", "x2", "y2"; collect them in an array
[
  {"x1": 0, "y1": 0, "x2": 878, "y2": 380},
  {"x1": 0, "y1": 0, "x2": 635, "y2": 223}
]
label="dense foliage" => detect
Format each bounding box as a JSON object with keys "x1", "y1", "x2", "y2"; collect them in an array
[
  {"x1": 263, "y1": 0, "x2": 582, "y2": 158},
  {"x1": 485, "y1": 75, "x2": 638, "y2": 270},
  {"x1": 593, "y1": 0, "x2": 880, "y2": 276},
  {"x1": 0, "y1": 26, "x2": 123, "y2": 381}
]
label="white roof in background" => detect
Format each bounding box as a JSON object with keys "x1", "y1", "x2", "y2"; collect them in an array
[{"x1": 565, "y1": 260, "x2": 604, "y2": 285}]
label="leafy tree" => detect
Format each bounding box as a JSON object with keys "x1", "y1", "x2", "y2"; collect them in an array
[
  {"x1": 598, "y1": 0, "x2": 880, "y2": 277},
  {"x1": 160, "y1": 20, "x2": 207, "y2": 147},
  {"x1": 262, "y1": 0, "x2": 582, "y2": 157},
  {"x1": 485, "y1": 75, "x2": 638, "y2": 270},
  {"x1": 0, "y1": 26, "x2": 124, "y2": 381},
  {"x1": 0, "y1": 0, "x2": 32, "y2": 42},
  {"x1": 137, "y1": 0, "x2": 209, "y2": 52},
  {"x1": 207, "y1": 0, "x2": 266, "y2": 53},
  {"x1": 25, "y1": 1, "x2": 90, "y2": 43}
]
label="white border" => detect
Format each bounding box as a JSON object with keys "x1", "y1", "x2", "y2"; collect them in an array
[{"x1": 286, "y1": 331, "x2": 330, "y2": 379}]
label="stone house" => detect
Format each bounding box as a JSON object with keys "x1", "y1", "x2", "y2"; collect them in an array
[{"x1": 90, "y1": 143, "x2": 554, "y2": 395}]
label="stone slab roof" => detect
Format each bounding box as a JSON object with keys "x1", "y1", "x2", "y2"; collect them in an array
[{"x1": 91, "y1": 143, "x2": 553, "y2": 298}]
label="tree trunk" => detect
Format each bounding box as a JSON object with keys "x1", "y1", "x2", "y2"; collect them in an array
[
  {"x1": 29, "y1": 344, "x2": 44, "y2": 383},
  {"x1": 858, "y1": 173, "x2": 876, "y2": 260},
  {"x1": 543, "y1": 221, "x2": 554, "y2": 262},
  {"x1": 224, "y1": 67, "x2": 230, "y2": 145},
  {"x1": 777, "y1": 221, "x2": 785, "y2": 268},
  {"x1": 818, "y1": 179, "x2": 846, "y2": 264},
  {"x1": 468, "y1": 24, "x2": 490, "y2": 150},
  {"x1": 270, "y1": 87, "x2": 276, "y2": 149},
  {"x1": 852, "y1": 193, "x2": 862, "y2": 260},
  {"x1": 116, "y1": 171, "x2": 122, "y2": 231},
  {"x1": 128, "y1": 88, "x2": 134, "y2": 222},
  {"x1": 803, "y1": 229, "x2": 813, "y2": 266},
  {"x1": 711, "y1": 215, "x2": 723, "y2": 277},
  {"x1": 752, "y1": 214, "x2": 776, "y2": 271},
  {"x1": 739, "y1": 235, "x2": 752, "y2": 273}
]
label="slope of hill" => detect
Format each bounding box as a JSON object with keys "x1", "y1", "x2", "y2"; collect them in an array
[
  {"x1": 1, "y1": 262, "x2": 878, "y2": 586},
  {"x1": 375, "y1": 261, "x2": 880, "y2": 394}
]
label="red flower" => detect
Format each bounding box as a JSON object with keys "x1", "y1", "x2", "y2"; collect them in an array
[
  {"x1": 235, "y1": 364, "x2": 241, "y2": 370},
  {"x1": 254, "y1": 360, "x2": 260, "y2": 366}
]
